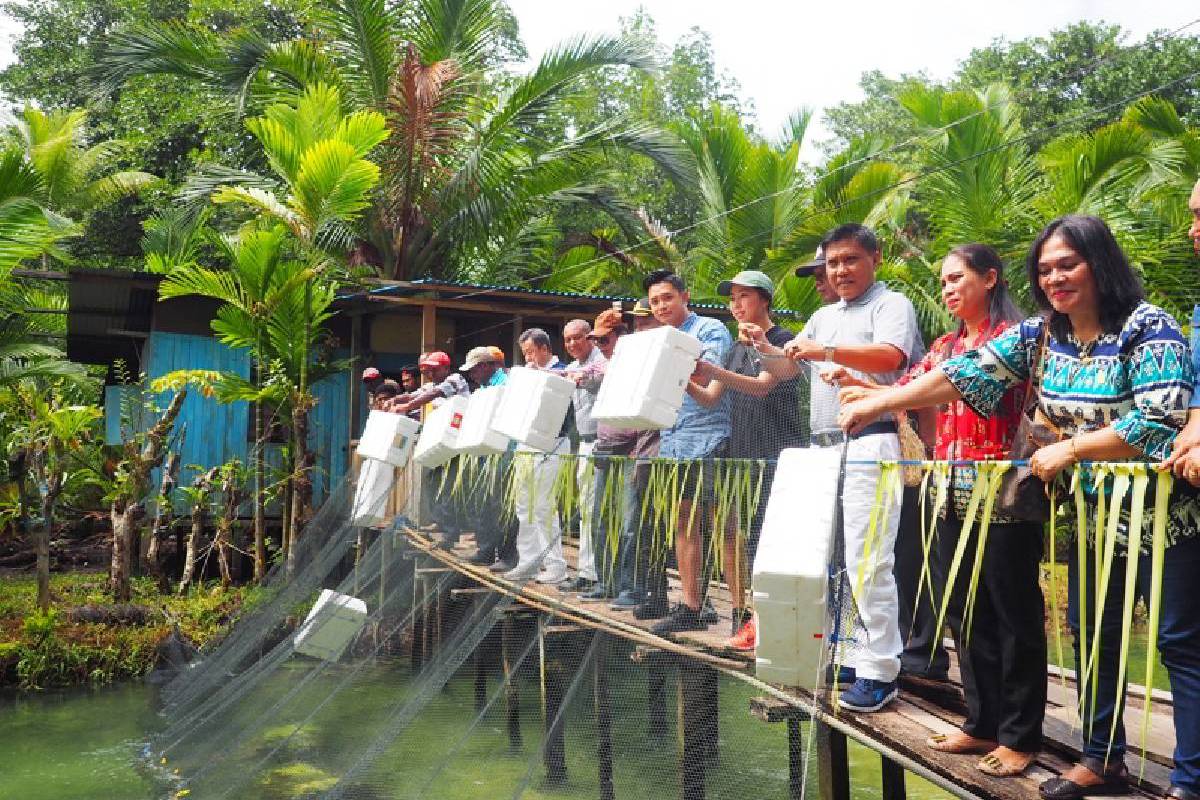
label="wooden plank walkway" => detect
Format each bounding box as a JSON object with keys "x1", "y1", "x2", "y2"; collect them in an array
[{"x1": 402, "y1": 526, "x2": 1178, "y2": 800}]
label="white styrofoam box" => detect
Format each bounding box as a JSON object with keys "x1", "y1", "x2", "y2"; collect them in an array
[
  {"x1": 490, "y1": 366, "x2": 574, "y2": 452},
  {"x1": 753, "y1": 447, "x2": 841, "y2": 690},
  {"x1": 412, "y1": 395, "x2": 468, "y2": 468},
  {"x1": 454, "y1": 386, "x2": 512, "y2": 456},
  {"x1": 356, "y1": 410, "x2": 421, "y2": 467},
  {"x1": 293, "y1": 588, "x2": 369, "y2": 661},
  {"x1": 351, "y1": 458, "x2": 394, "y2": 527},
  {"x1": 592, "y1": 326, "x2": 703, "y2": 430}
]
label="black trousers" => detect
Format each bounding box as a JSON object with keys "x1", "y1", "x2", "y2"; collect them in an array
[
  {"x1": 937, "y1": 510, "x2": 1046, "y2": 752},
  {"x1": 895, "y1": 486, "x2": 950, "y2": 677}
]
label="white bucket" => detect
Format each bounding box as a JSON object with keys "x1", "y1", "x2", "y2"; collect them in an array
[
  {"x1": 454, "y1": 386, "x2": 512, "y2": 456},
  {"x1": 351, "y1": 458, "x2": 394, "y2": 528},
  {"x1": 413, "y1": 395, "x2": 468, "y2": 468},
  {"x1": 592, "y1": 326, "x2": 702, "y2": 430},
  {"x1": 490, "y1": 366, "x2": 574, "y2": 452},
  {"x1": 293, "y1": 588, "x2": 369, "y2": 662},
  {"x1": 355, "y1": 410, "x2": 421, "y2": 467},
  {"x1": 753, "y1": 447, "x2": 840, "y2": 690}
]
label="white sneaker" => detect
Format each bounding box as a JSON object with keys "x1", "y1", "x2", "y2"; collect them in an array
[
  {"x1": 503, "y1": 564, "x2": 538, "y2": 582},
  {"x1": 535, "y1": 567, "x2": 567, "y2": 585}
]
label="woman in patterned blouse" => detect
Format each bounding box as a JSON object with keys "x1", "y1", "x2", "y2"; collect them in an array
[
  {"x1": 830, "y1": 243, "x2": 1046, "y2": 777},
  {"x1": 838, "y1": 215, "x2": 1198, "y2": 799}
]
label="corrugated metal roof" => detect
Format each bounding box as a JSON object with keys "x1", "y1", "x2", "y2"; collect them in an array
[{"x1": 404, "y1": 277, "x2": 804, "y2": 317}]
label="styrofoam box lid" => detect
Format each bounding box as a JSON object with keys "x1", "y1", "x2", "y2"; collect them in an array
[
  {"x1": 356, "y1": 410, "x2": 421, "y2": 465},
  {"x1": 351, "y1": 459, "x2": 394, "y2": 526},
  {"x1": 293, "y1": 589, "x2": 369, "y2": 661},
  {"x1": 753, "y1": 447, "x2": 841, "y2": 579}
]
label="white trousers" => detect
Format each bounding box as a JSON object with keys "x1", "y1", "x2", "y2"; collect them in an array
[
  {"x1": 513, "y1": 439, "x2": 567, "y2": 578},
  {"x1": 824, "y1": 432, "x2": 903, "y2": 682},
  {"x1": 575, "y1": 440, "x2": 598, "y2": 580}
]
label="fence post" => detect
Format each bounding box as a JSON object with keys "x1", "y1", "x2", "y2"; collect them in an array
[
  {"x1": 595, "y1": 633, "x2": 614, "y2": 800},
  {"x1": 502, "y1": 613, "x2": 522, "y2": 749},
  {"x1": 881, "y1": 753, "x2": 907, "y2": 800},
  {"x1": 816, "y1": 722, "x2": 850, "y2": 800}
]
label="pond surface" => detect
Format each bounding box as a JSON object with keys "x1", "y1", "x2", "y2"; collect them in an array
[{"x1": 0, "y1": 667, "x2": 952, "y2": 800}]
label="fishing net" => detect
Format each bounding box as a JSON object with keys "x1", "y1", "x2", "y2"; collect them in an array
[{"x1": 143, "y1": 346, "x2": 960, "y2": 800}]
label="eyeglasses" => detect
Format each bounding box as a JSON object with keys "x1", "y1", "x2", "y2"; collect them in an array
[{"x1": 589, "y1": 334, "x2": 613, "y2": 346}]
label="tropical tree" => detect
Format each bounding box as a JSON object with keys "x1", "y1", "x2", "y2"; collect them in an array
[
  {"x1": 96, "y1": 0, "x2": 694, "y2": 282},
  {"x1": 2, "y1": 106, "x2": 157, "y2": 256},
  {"x1": 5, "y1": 387, "x2": 100, "y2": 610}
]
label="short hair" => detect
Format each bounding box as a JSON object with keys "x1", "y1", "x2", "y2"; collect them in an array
[
  {"x1": 564, "y1": 319, "x2": 591, "y2": 335},
  {"x1": 821, "y1": 222, "x2": 880, "y2": 255},
  {"x1": 1025, "y1": 215, "x2": 1144, "y2": 341},
  {"x1": 642, "y1": 268, "x2": 687, "y2": 294},
  {"x1": 518, "y1": 328, "x2": 552, "y2": 349}
]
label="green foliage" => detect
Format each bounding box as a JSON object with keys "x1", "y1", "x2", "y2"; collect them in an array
[{"x1": 0, "y1": 572, "x2": 262, "y2": 688}]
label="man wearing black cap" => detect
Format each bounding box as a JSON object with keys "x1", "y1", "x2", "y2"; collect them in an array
[{"x1": 794, "y1": 246, "x2": 840, "y2": 306}]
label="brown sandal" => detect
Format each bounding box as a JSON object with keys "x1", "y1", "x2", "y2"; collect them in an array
[
  {"x1": 927, "y1": 732, "x2": 998, "y2": 754},
  {"x1": 978, "y1": 748, "x2": 1037, "y2": 777}
]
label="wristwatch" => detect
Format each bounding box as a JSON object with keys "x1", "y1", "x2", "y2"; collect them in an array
[{"x1": 823, "y1": 345, "x2": 836, "y2": 363}]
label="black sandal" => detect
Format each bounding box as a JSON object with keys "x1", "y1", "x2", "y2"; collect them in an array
[{"x1": 1039, "y1": 757, "x2": 1130, "y2": 800}]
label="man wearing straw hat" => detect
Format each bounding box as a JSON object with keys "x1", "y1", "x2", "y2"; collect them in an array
[{"x1": 748, "y1": 223, "x2": 924, "y2": 712}]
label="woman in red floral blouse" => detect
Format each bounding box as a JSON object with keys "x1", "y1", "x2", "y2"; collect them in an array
[{"x1": 831, "y1": 243, "x2": 1043, "y2": 777}]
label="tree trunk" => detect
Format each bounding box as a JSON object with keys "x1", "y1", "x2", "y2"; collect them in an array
[
  {"x1": 178, "y1": 507, "x2": 204, "y2": 595},
  {"x1": 110, "y1": 503, "x2": 137, "y2": 602},
  {"x1": 253, "y1": 396, "x2": 266, "y2": 583},
  {"x1": 148, "y1": 449, "x2": 181, "y2": 593},
  {"x1": 215, "y1": 468, "x2": 245, "y2": 588},
  {"x1": 37, "y1": 494, "x2": 53, "y2": 611},
  {"x1": 109, "y1": 390, "x2": 187, "y2": 601},
  {"x1": 286, "y1": 398, "x2": 314, "y2": 576}
]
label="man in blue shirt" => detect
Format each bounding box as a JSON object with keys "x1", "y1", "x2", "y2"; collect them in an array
[{"x1": 642, "y1": 269, "x2": 732, "y2": 634}]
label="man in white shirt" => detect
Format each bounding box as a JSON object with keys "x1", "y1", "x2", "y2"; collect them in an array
[{"x1": 562, "y1": 318, "x2": 607, "y2": 597}]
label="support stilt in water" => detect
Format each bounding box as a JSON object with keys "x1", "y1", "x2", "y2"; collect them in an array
[
  {"x1": 541, "y1": 618, "x2": 568, "y2": 785},
  {"x1": 474, "y1": 620, "x2": 489, "y2": 713},
  {"x1": 881, "y1": 754, "x2": 906, "y2": 800},
  {"x1": 678, "y1": 661, "x2": 708, "y2": 800},
  {"x1": 410, "y1": 567, "x2": 425, "y2": 671},
  {"x1": 816, "y1": 722, "x2": 850, "y2": 800},
  {"x1": 788, "y1": 718, "x2": 805, "y2": 800},
  {"x1": 701, "y1": 664, "x2": 719, "y2": 763},
  {"x1": 502, "y1": 613, "x2": 522, "y2": 750},
  {"x1": 648, "y1": 659, "x2": 668, "y2": 740},
  {"x1": 594, "y1": 633, "x2": 614, "y2": 800}
]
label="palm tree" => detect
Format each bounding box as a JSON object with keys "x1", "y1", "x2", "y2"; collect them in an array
[
  {"x1": 96, "y1": 0, "x2": 693, "y2": 281},
  {"x1": 3, "y1": 107, "x2": 157, "y2": 260}
]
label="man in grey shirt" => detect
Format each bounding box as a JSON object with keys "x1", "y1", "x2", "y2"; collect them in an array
[
  {"x1": 562, "y1": 318, "x2": 606, "y2": 594},
  {"x1": 750, "y1": 223, "x2": 922, "y2": 713}
]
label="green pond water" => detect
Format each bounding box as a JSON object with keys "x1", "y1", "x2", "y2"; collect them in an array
[{"x1": 0, "y1": 662, "x2": 954, "y2": 800}]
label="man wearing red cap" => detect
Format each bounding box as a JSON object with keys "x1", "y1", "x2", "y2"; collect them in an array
[
  {"x1": 385, "y1": 351, "x2": 468, "y2": 415},
  {"x1": 361, "y1": 367, "x2": 401, "y2": 410}
]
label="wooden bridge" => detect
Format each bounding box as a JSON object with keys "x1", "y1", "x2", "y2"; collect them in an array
[{"x1": 396, "y1": 524, "x2": 1179, "y2": 800}]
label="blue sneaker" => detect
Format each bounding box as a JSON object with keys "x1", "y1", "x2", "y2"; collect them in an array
[
  {"x1": 835, "y1": 666, "x2": 857, "y2": 688},
  {"x1": 839, "y1": 678, "x2": 898, "y2": 712}
]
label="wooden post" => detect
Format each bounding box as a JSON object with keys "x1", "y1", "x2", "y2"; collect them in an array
[
  {"x1": 541, "y1": 620, "x2": 567, "y2": 785},
  {"x1": 648, "y1": 659, "x2": 668, "y2": 740},
  {"x1": 420, "y1": 302, "x2": 438, "y2": 358},
  {"x1": 815, "y1": 722, "x2": 850, "y2": 800},
  {"x1": 678, "y1": 661, "x2": 708, "y2": 800},
  {"x1": 511, "y1": 317, "x2": 523, "y2": 364},
  {"x1": 702, "y1": 664, "x2": 719, "y2": 764},
  {"x1": 410, "y1": 564, "x2": 425, "y2": 671},
  {"x1": 502, "y1": 614, "x2": 522, "y2": 749},
  {"x1": 349, "y1": 312, "x2": 364, "y2": 437},
  {"x1": 474, "y1": 627, "x2": 489, "y2": 713},
  {"x1": 881, "y1": 754, "x2": 906, "y2": 800},
  {"x1": 788, "y1": 718, "x2": 804, "y2": 800},
  {"x1": 594, "y1": 633, "x2": 614, "y2": 800}
]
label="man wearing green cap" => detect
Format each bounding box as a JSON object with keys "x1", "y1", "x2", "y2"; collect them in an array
[{"x1": 687, "y1": 269, "x2": 809, "y2": 648}]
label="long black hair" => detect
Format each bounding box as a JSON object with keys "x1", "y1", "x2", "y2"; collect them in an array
[
  {"x1": 1025, "y1": 214, "x2": 1144, "y2": 341},
  {"x1": 946, "y1": 243, "x2": 1024, "y2": 329}
]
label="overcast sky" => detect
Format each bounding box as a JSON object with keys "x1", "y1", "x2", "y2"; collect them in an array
[
  {"x1": 505, "y1": 0, "x2": 1194, "y2": 162},
  {"x1": 0, "y1": 0, "x2": 1192, "y2": 162}
]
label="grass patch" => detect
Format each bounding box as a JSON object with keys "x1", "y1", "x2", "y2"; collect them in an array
[{"x1": 0, "y1": 571, "x2": 261, "y2": 689}]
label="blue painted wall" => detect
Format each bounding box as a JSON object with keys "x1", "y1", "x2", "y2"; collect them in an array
[{"x1": 113, "y1": 332, "x2": 350, "y2": 514}]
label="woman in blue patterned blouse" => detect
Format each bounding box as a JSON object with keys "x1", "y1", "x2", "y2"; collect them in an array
[{"x1": 838, "y1": 215, "x2": 1199, "y2": 799}]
